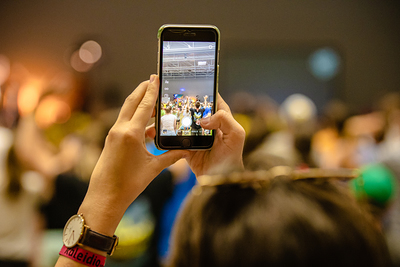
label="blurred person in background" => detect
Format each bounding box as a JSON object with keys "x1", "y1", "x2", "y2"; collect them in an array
[
  {"x1": 190, "y1": 101, "x2": 205, "y2": 136},
  {"x1": 374, "y1": 92, "x2": 400, "y2": 266},
  {"x1": 350, "y1": 163, "x2": 400, "y2": 266},
  {"x1": 0, "y1": 64, "x2": 106, "y2": 266},
  {"x1": 156, "y1": 159, "x2": 196, "y2": 265},
  {"x1": 179, "y1": 105, "x2": 191, "y2": 135},
  {"x1": 160, "y1": 106, "x2": 177, "y2": 136},
  {"x1": 0, "y1": 138, "x2": 44, "y2": 267},
  {"x1": 311, "y1": 99, "x2": 354, "y2": 169},
  {"x1": 251, "y1": 93, "x2": 318, "y2": 169},
  {"x1": 0, "y1": 66, "x2": 85, "y2": 267},
  {"x1": 327, "y1": 92, "x2": 400, "y2": 265},
  {"x1": 229, "y1": 91, "x2": 282, "y2": 160},
  {"x1": 0, "y1": 119, "x2": 81, "y2": 267}
]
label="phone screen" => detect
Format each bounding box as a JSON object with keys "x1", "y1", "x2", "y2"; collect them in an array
[
  {"x1": 160, "y1": 40, "x2": 216, "y2": 137},
  {"x1": 156, "y1": 25, "x2": 219, "y2": 150}
]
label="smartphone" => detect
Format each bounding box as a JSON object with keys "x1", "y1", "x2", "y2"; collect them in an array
[{"x1": 155, "y1": 24, "x2": 220, "y2": 150}]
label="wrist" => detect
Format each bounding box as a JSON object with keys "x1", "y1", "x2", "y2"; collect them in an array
[
  {"x1": 77, "y1": 196, "x2": 125, "y2": 237},
  {"x1": 62, "y1": 212, "x2": 119, "y2": 259}
]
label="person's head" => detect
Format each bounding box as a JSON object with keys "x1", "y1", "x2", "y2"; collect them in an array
[
  {"x1": 168, "y1": 171, "x2": 391, "y2": 267},
  {"x1": 165, "y1": 106, "x2": 172, "y2": 114},
  {"x1": 195, "y1": 101, "x2": 201, "y2": 109}
]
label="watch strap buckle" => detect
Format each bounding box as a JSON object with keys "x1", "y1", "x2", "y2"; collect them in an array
[{"x1": 108, "y1": 235, "x2": 119, "y2": 256}]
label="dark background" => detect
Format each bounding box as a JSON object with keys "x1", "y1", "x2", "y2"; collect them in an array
[{"x1": 0, "y1": 0, "x2": 399, "y2": 112}]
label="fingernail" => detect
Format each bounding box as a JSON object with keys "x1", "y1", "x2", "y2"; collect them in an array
[{"x1": 150, "y1": 75, "x2": 156, "y2": 83}]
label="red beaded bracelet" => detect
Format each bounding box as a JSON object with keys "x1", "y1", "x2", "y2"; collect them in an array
[{"x1": 59, "y1": 245, "x2": 107, "y2": 267}]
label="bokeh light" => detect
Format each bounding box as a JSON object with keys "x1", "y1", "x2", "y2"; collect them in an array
[
  {"x1": 70, "y1": 50, "x2": 93, "y2": 72},
  {"x1": 280, "y1": 93, "x2": 317, "y2": 123},
  {"x1": 17, "y1": 79, "x2": 42, "y2": 116},
  {"x1": 34, "y1": 95, "x2": 71, "y2": 128},
  {"x1": 308, "y1": 47, "x2": 341, "y2": 81},
  {"x1": 79, "y1": 40, "x2": 102, "y2": 64}
]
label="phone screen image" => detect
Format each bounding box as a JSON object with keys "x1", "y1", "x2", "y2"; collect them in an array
[{"x1": 160, "y1": 41, "x2": 216, "y2": 137}]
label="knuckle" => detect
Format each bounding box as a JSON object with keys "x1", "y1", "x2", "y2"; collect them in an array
[
  {"x1": 138, "y1": 97, "x2": 153, "y2": 109},
  {"x1": 219, "y1": 109, "x2": 234, "y2": 122},
  {"x1": 238, "y1": 125, "x2": 246, "y2": 138},
  {"x1": 107, "y1": 125, "x2": 141, "y2": 145},
  {"x1": 138, "y1": 88, "x2": 157, "y2": 110},
  {"x1": 214, "y1": 109, "x2": 228, "y2": 119},
  {"x1": 123, "y1": 93, "x2": 136, "y2": 106}
]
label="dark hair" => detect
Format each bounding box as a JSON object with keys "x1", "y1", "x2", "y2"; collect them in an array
[
  {"x1": 168, "y1": 176, "x2": 391, "y2": 267},
  {"x1": 195, "y1": 101, "x2": 201, "y2": 109}
]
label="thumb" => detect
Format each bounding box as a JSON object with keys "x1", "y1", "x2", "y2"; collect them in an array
[{"x1": 200, "y1": 110, "x2": 243, "y2": 135}]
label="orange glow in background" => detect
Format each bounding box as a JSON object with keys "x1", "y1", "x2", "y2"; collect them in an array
[
  {"x1": 17, "y1": 79, "x2": 42, "y2": 116},
  {"x1": 34, "y1": 95, "x2": 71, "y2": 129}
]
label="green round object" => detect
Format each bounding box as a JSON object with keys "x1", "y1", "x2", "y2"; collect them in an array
[{"x1": 351, "y1": 164, "x2": 398, "y2": 206}]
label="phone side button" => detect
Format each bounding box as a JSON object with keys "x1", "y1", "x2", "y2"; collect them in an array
[{"x1": 181, "y1": 138, "x2": 191, "y2": 148}]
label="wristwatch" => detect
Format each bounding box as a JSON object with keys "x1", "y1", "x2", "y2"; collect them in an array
[{"x1": 63, "y1": 214, "x2": 118, "y2": 255}]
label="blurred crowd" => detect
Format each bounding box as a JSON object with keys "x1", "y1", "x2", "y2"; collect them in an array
[
  {"x1": 0, "y1": 63, "x2": 123, "y2": 266},
  {"x1": 160, "y1": 95, "x2": 213, "y2": 136},
  {"x1": 0, "y1": 60, "x2": 399, "y2": 266}
]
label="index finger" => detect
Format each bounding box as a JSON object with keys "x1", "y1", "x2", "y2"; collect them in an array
[
  {"x1": 116, "y1": 80, "x2": 149, "y2": 123},
  {"x1": 131, "y1": 75, "x2": 160, "y2": 129}
]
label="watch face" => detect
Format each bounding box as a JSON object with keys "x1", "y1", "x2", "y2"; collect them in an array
[{"x1": 63, "y1": 214, "x2": 84, "y2": 248}]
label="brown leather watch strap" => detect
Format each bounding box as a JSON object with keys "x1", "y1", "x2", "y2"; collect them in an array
[{"x1": 81, "y1": 228, "x2": 118, "y2": 255}]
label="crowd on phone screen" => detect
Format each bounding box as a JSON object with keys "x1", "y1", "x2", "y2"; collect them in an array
[
  {"x1": 160, "y1": 95, "x2": 213, "y2": 136},
  {"x1": 0, "y1": 66, "x2": 400, "y2": 267}
]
